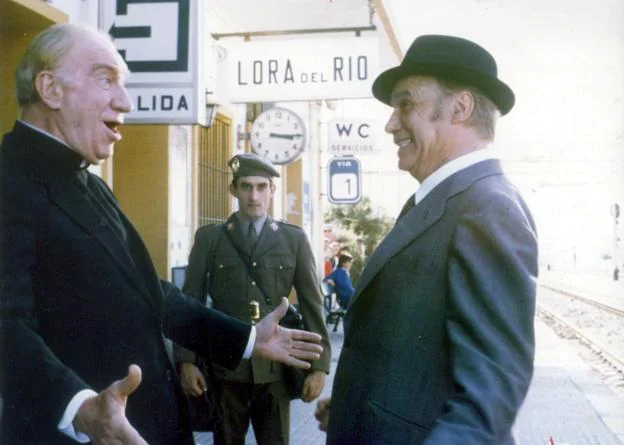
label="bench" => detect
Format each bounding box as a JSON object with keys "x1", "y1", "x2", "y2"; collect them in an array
[{"x1": 320, "y1": 281, "x2": 345, "y2": 332}]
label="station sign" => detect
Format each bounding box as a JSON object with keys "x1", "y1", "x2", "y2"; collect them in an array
[
  {"x1": 328, "y1": 118, "x2": 378, "y2": 155},
  {"x1": 328, "y1": 156, "x2": 362, "y2": 205},
  {"x1": 222, "y1": 37, "x2": 379, "y2": 103},
  {"x1": 99, "y1": 0, "x2": 207, "y2": 125}
]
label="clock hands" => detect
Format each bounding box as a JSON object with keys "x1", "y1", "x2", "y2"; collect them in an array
[{"x1": 269, "y1": 132, "x2": 304, "y2": 140}]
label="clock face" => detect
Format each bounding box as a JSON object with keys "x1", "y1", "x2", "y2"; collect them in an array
[{"x1": 250, "y1": 107, "x2": 307, "y2": 165}]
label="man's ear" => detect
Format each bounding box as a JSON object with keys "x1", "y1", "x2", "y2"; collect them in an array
[
  {"x1": 270, "y1": 182, "x2": 276, "y2": 195},
  {"x1": 228, "y1": 182, "x2": 237, "y2": 197},
  {"x1": 34, "y1": 71, "x2": 63, "y2": 110},
  {"x1": 451, "y1": 91, "x2": 475, "y2": 124}
]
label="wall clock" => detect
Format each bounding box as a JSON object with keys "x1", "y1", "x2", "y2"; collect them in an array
[{"x1": 250, "y1": 107, "x2": 307, "y2": 165}]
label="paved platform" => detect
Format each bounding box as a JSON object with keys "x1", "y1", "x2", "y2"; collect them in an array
[
  {"x1": 515, "y1": 320, "x2": 623, "y2": 444},
  {"x1": 195, "y1": 313, "x2": 624, "y2": 444}
]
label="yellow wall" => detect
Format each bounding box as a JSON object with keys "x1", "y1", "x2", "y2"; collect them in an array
[
  {"x1": 0, "y1": 0, "x2": 68, "y2": 135},
  {"x1": 113, "y1": 125, "x2": 170, "y2": 278}
]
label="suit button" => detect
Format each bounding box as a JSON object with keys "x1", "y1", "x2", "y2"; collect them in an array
[
  {"x1": 252, "y1": 262, "x2": 257, "y2": 267},
  {"x1": 165, "y1": 369, "x2": 172, "y2": 381},
  {"x1": 219, "y1": 264, "x2": 224, "y2": 269},
  {"x1": 279, "y1": 265, "x2": 283, "y2": 270},
  {"x1": 251, "y1": 281, "x2": 256, "y2": 286}
]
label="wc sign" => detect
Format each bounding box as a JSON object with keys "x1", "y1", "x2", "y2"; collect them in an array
[{"x1": 328, "y1": 119, "x2": 378, "y2": 155}]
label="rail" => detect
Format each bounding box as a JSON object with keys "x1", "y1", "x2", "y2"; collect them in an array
[
  {"x1": 540, "y1": 283, "x2": 624, "y2": 317},
  {"x1": 537, "y1": 284, "x2": 624, "y2": 375}
]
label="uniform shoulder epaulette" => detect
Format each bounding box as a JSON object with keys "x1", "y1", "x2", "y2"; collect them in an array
[
  {"x1": 197, "y1": 222, "x2": 224, "y2": 234},
  {"x1": 274, "y1": 219, "x2": 304, "y2": 232}
]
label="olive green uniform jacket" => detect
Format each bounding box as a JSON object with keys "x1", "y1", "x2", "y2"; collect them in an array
[{"x1": 176, "y1": 214, "x2": 331, "y2": 383}]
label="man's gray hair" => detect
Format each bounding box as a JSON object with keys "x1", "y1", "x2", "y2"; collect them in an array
[
  {"x1": 437, "y1": 79, "x2": 499, "y2": 141},
  {"x1": 15, "y1": 23, "x2": 113, "y2": 107}
]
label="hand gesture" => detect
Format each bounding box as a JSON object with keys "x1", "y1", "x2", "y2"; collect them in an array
[
  {"x1": 179, "y1": 362, "x2": 207, "y2": 397},
  {"x1": 254, "y1": 297, "x2": 323, "y2": 368},
  {"x1": 73, "y1": 364, "x2": 148, "y2": 445},
  {"x1": 301, "y1": 369, "x2": 326, "y2": 403},
  {"x1": 315, "y1": 397, "x2": 331, "y2": 432}
]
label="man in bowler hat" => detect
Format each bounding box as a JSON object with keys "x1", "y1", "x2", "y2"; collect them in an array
[
  {"x1": 176, "y1": 153, "x2": 331, "y2": 445},
  {"x1": 315, "y1": 35, "x2": 538, "y2": 444}
]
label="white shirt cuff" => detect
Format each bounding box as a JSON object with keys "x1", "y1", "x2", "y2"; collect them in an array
[
  {"x1": 243, "y1": 326, "x2": 256, "y2": 359},
  {"x1": 58, "y1": 389, "x2": 97, "y2": 443}
]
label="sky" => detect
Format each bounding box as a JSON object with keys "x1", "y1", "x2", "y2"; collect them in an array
[{"x1": 352, "y1": 0, "x2": 624, "y2": 273}]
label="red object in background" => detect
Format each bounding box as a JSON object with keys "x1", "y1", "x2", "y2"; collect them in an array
[{"x1": 324, "y1": 260, "x2": 333, "y2": 277}]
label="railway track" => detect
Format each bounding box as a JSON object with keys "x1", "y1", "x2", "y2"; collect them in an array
[
  {"x1": 540, "y1": 283, "x2": 624, "y2": 317},
  {"x1": 537, "y1": 283, "x2": 624, "y2": 377}
]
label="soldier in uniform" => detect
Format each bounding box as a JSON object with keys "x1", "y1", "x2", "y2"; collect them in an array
[{"x1": 176, "y1": 153, "x2": 331, "y2": 445}]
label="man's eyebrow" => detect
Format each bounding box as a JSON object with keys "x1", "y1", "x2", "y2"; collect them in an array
[
  {"x1": 241, "y1": 181, "x2": 270, "y2": 187},
  {"x1": 91, "y1": 63, "x2": 129, "y2": 79},
  {"x1": 91, "y1": 63, "x2": 116, "y2": 73}
]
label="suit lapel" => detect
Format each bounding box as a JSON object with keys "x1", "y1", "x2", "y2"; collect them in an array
[
  {"x1": 7, "y1": 122, "x2": 158, "y2": 310},
  {"x1": 352, "y1": 193, "x2": 445, "y2": 300},
  {"x1": 47, "y1": 178, "x2": 155, "y2": 308},
  {"x1": 352, "y1": 159, "x2": 503, "y2": 305}
]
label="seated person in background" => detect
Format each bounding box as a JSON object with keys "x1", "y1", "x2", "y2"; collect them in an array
[{"x1": 324, "y1": 254, "x2": 355, "y2": 309}]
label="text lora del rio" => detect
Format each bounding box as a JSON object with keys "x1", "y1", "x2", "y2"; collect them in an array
[{"x1": 237, "y1": 56, "x2": 370, "y2": 85}]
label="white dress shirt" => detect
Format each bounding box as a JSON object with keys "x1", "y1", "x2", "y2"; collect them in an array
[{"x1": 413, "y1": 148, "x2": 497, "y2": 206}]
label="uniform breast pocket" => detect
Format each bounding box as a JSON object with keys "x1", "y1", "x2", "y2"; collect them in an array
[
  {"x1": 211, "y1": 257, "x2": 247, "y2": 303},
  {"x1": 264, "y1": 256, "x2": 296, "y2": 298}
]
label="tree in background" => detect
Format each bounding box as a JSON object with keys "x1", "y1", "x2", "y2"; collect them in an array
[{"x1": 325, "y1": 197, "x2": 393, "y2": 285}]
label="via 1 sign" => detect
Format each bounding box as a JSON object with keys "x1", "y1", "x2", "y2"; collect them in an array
[{"x1": 328, "y1": 156, "x2": 362, "y2": 205}]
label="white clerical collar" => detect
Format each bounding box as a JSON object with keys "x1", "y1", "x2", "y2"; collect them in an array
[
  {"x1": 414, "y1": 148, "x2": 497, "y2": 205},
  {"x1": 18, "y1": 120, "x2": 90, "y2": 168}
]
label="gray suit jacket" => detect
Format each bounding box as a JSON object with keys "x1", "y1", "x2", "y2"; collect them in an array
[{"x1": 327, "y1": 159, "x2": 538, "y2": 445}]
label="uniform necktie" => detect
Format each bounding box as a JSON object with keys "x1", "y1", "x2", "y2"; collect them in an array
[{"x1": 247, "y1": 223, "x2": 259, "y2": 248}]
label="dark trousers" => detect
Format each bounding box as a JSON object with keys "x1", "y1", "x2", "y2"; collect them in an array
[{"x1": 213, "y1": 380, "x2": 290, "y2": 445}]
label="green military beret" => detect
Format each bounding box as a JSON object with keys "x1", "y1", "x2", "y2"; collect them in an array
[{"x1": 229, "y1": 153, "x2": 280, "y2": 179}]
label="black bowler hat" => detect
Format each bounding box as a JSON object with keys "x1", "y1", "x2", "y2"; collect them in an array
[
  {"x1": 229, "y1": 153, "x2": 280, "y2": 180},
  {"x1": 372, "y1": 35, "x2": 515, "y2": 115}
]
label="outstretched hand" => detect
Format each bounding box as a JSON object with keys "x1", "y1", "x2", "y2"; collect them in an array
[
  {"x1": 254, "y1": 297, "x2": 323, "y2": 368},
  {"x1": 73, "y1": 364, "x2": 148, "y2": 445}
]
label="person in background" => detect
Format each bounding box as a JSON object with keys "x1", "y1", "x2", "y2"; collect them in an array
[
  {"x1": 0, "y1": 23, "x2": 322, "y2": 445},
  {"x1": 176, "y1": 153, "x2": 331, "y2": 445},
  {"x1": 315, "y1": 34, "x2": 538, "y2": 444},
  {"x1": 324, "y1": 253, "x2": 355, "y2": 309},
  {"x1": 331, "y1": 246, "x2": 350, "y2": 271},
  {"x1": 323, "y1": 254, "x2": 334, "y2": 278}
]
